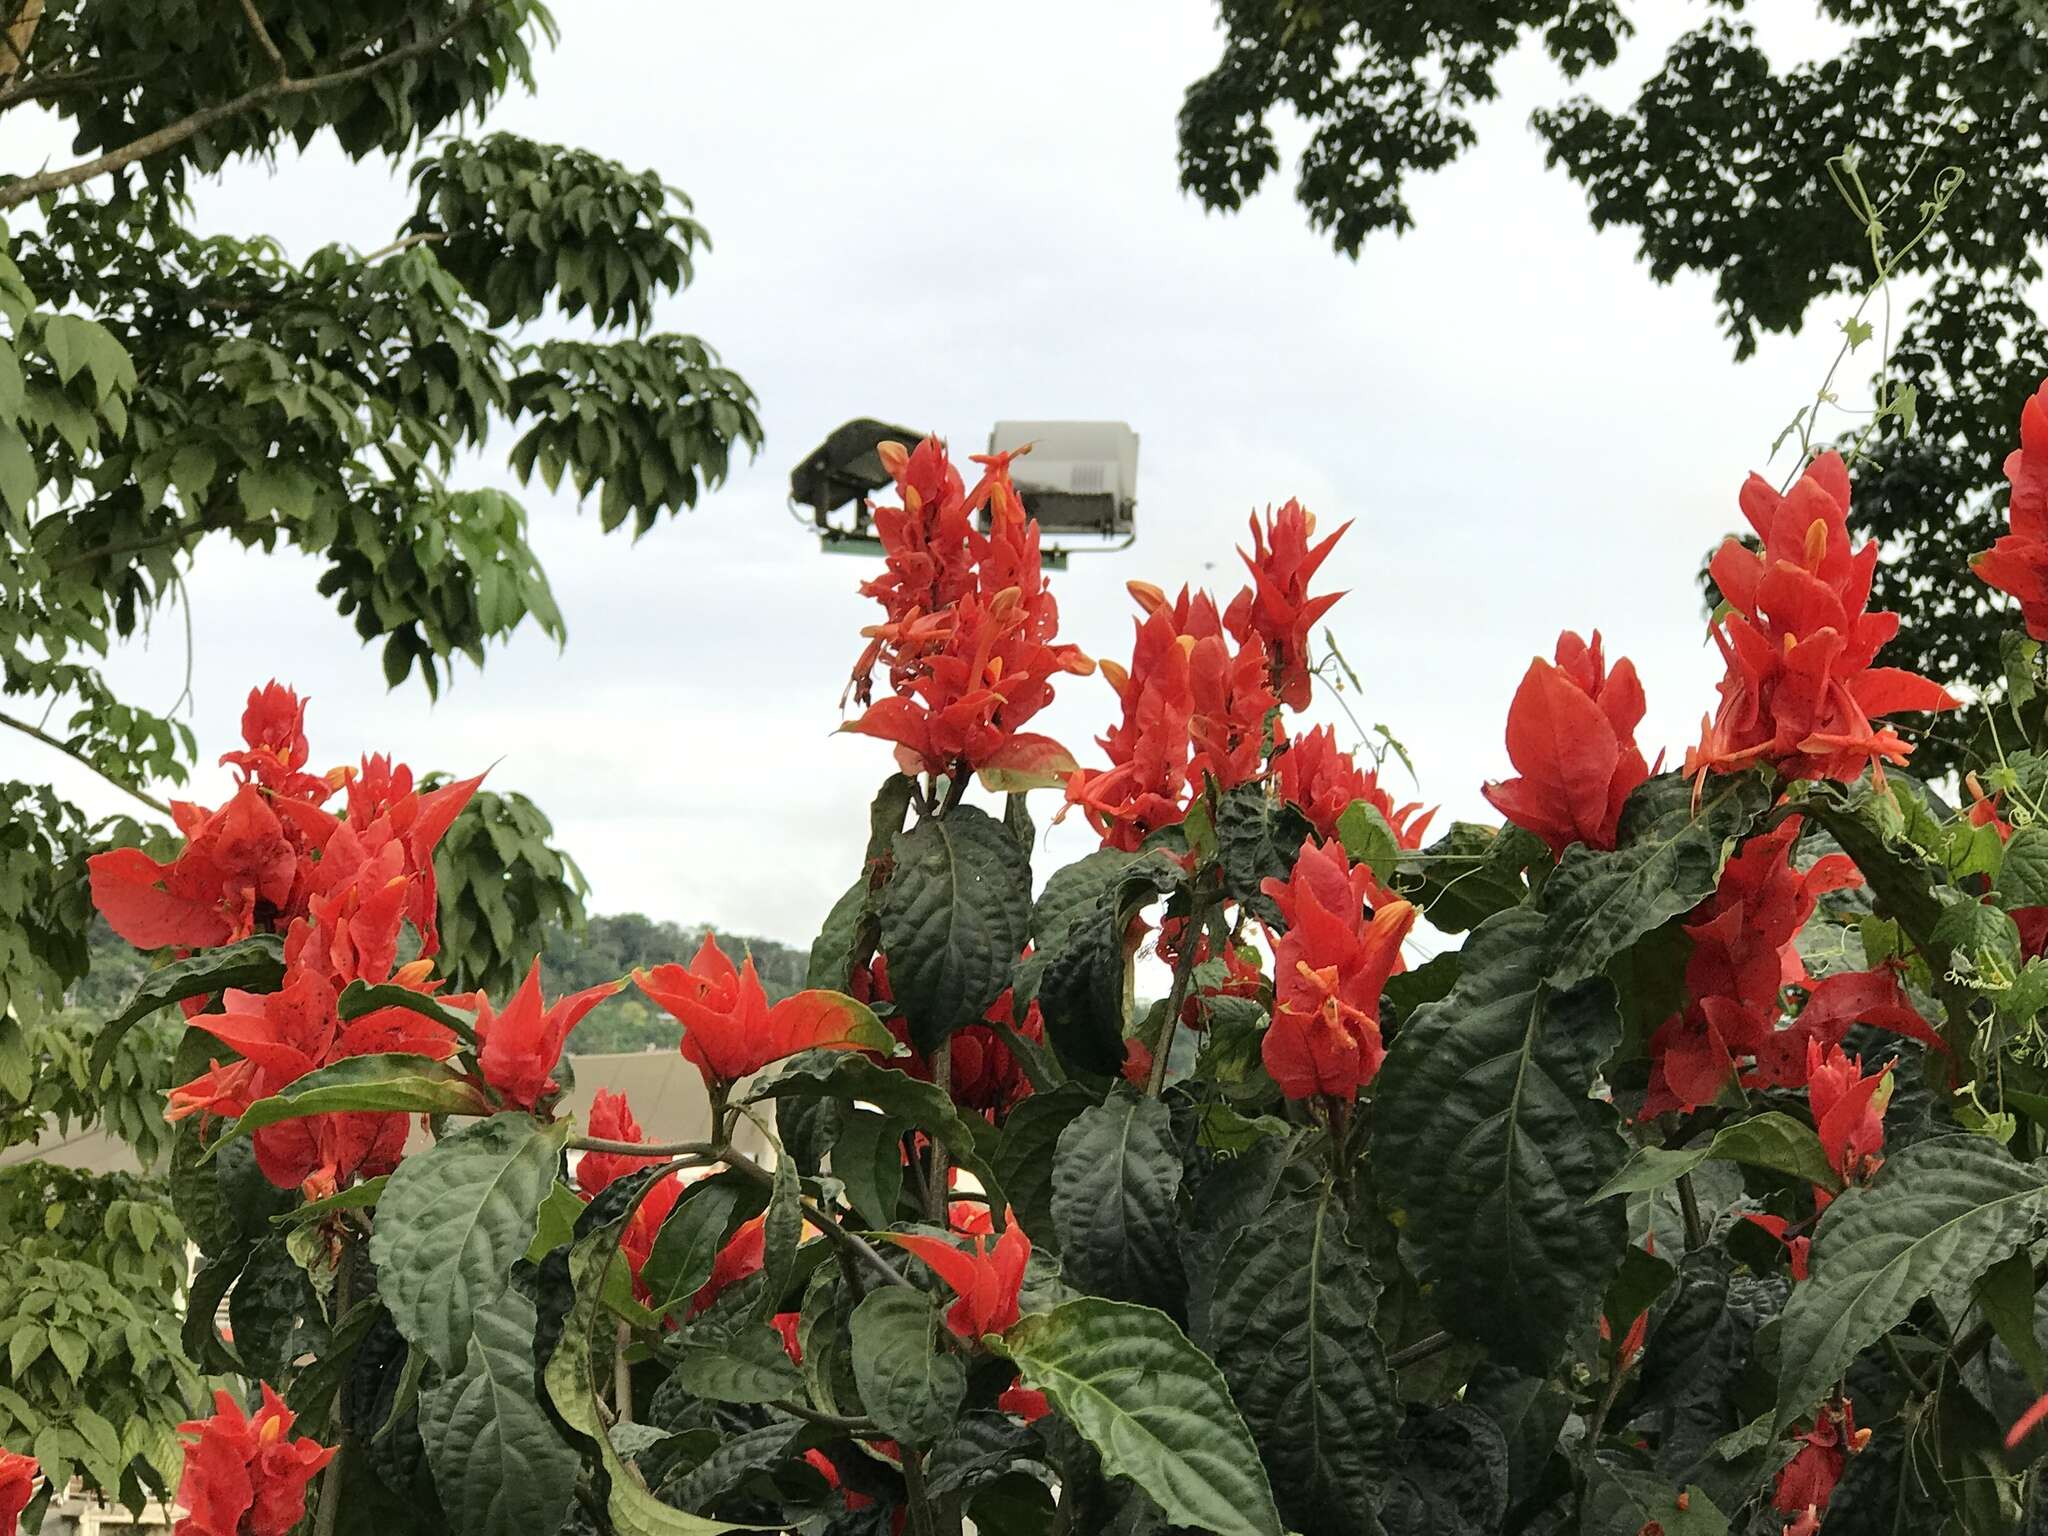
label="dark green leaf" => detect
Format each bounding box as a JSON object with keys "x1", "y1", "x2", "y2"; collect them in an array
[
  {"x1": 880, "y1": 806, "x2": 1032, "y2": 1053},
  {"x1": 1776, "y1": 1135, "x2": 2048, "y2": 1431},
  {"x1": 1213, "y1": 1190, "x2": 1396, "y2": 1535},
  {"x1": 642, "y1": 1186, "x2": 739, "y2": 1315},
  {"x1": 1051, "y1": 1092, "x2": 1185, "y2": 1316},
  {"x1": 1591, "y1": 1112, "x2": 1841, "y2": 1202},
  {"x1": 850, "y1": 1287, "x2": 967, "y2": 1445},
  {"x1": 1373, "y1": 906, "x2": 1628, "y2": 1373},
  {"x1": 832, "y1": 1109, "x2": 904, "y2": 1228},
  {"x1": 1579, "y1": 1467, "x2": 1729, "y2": 1535},
  {"x1": 215, "y1": 1054, "x2": 491, "y2": 1147},
  {"x1": 1542, "y1": 773, "x2": 1766, "y2": 990},
  {"x1": 988, "y1": 1083, "x2": 1096, "y2": 1252},
  {"x1": 369, "y1": 1114, "x2": 570, "y2": 1371},
  {"x1": 94, "y1": 935, "x2": 284, "y2": 1077},
  {"x1": 674, "y1": 1324, "x2": 805, "y2": 1405},
  {"x1": 998, "y1": 1297, "x2": 1283, "y2": 1536},
  {"x1": 1214, "y1": 785, "x2": 1316, "y2": 922},
  {"x1": 1394, "y1": 822, "x2": 1541, "y2": 934}
]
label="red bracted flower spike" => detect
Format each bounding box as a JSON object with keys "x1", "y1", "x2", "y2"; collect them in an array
[
  {"x1": 1771, "y1": 1396, "x2": 1867, "y2": 1532},
  {"x1": 1973, "y1": 379, "x2": 2048, "y2": 638},
  {"x1": 844, "y1": 437, "x2": 1092, "y2": 781},
  {"x1": 1806, "y1": 1040, "x2": 1891, "y2": 1191},
  {"x1": 1744, "y1": 1215, "x2": 1812, "y2": 1281},
  {"x1": 174, "y1": 1383, "x2": 336, "y2": 1536},
  {"x1": 577, "y1": 1089, "x2": 659, "y2": 1198},
  {"x1": 1223, "y1": 498, "x2": 1350, "y2": 711},
  {"x1": 1482, "y1": 629, "x2": 1650, "y2": 858},
  {"x1": 0, "y1": 1448, "x2": 38, "y2": 1536},
  {"x1": 884, "y1": 1209, "x2": 1031, "y2": 1341},
  {"x1": 1259, "y1": 836, "x2": 1416, "y2": 1101},
  {"x1": 634, "y1": 932, "x2": 882, "y2": 1088},
  {"x1": 1272, "y1": 723, "x2": 1435, "y2": 854},
  {"x1": 470, "y1": 957, "x2": 623, "y2": 1111},
  {"x1": 1689, "y1": 451, "x2": 1957, "y2": 789}
]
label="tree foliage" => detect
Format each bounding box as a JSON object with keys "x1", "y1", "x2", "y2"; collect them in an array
[{"x1": 1178, "y1": 0, "x2": 2048, "y2": 761}]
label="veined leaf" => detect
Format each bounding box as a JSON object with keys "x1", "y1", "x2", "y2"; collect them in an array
[
  {"x1": 880, "y1": 805, "x2": 1031, "y2": 1054},
  {"x1": 369, "y1": 1113, "x2": 569, "y2": 1371},
  {"x1": 1373, "y1": 906, "x2": 1628, "y2": 1374},
  {"x1": 212, "y1": 1054, "x2": 490, "y2": 1150},
  {"x1": 1776, "y1": 1135, "x2": 2048, "y2": 1431},
  {"x1": 1051, "y1": 1092, "x2": 1186, "y2": 1316},
  {"x1": 850, "y1": 1287, "x2": 966, "y2": 1445},
  {"x1": 744, "y1": 1049, "x2": 1000, "y2": 1198},
  {"x1": 1213, "y1": 1190, "x2": 1397, "y2": 1534},
  {"x1": 1591, "y1": 1111, "x2": 1840, "y2": 1203},
  {"x1": 94, "y1": 935, "x2": 285, "y2": 1077},
  {"x1": 998, "y1": 1297, "x2": 1283, "y2": 1536},
  {"x1": 1542, "y1": 773, "x2": 1766, "y2": 990}
]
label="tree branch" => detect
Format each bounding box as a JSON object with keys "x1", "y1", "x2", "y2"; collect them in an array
[
  {"x1": 359, "y1": 230, "x2": 445, "y2": 263},
  {"x1": 0, "y1": 1, "x2": 504, "y2": 211},
  {"x1": 0, "y1": 709, "x2": 170, "y2": 816},
  {"x1": 236, "y1": 0, "x2": 289, "y2": 77}
]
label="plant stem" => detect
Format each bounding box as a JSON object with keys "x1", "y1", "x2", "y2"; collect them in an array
[
  {"x1": 567, "y1": 1136, "x2": 718, "y2": 1160},
  {"x1": 312, "y1": 1236, "x2": 355, "y2": 1536},
  {"x1": 927, "y1": 1038, "x2": 952, "y2": 1221},
  {"x1": 1385, "y1": 1330, "x2": 1454, "y2": 1371},
  {"x1": 1147, "y1": 899, "x2": 1209, "y2": 1095},
  {"x1": 1676, "y1": 1173, "x2": 1707, "y2": 1253},
  {"x1": 720, "y1": 1138, "x2": 916, "y2": 1291},
  {"x1": 770, "y1": 1400, "x2": 881, "y2": 1435},
  {"x1": 613, "y1": 1321, "x2": 633, "y2": 1424}
]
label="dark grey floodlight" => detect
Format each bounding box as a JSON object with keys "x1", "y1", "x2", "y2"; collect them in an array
[
  {"x1": 791, "y1": 417, "x2": 1138, "y2": 561},
  {"x1": 789, "y1": 417, "x2": 920, "y2": 552}
]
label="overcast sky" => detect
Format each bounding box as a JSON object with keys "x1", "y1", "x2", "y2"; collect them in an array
[{"x1": 18, "y1": 4, "x2": 1909, "y2": 952}]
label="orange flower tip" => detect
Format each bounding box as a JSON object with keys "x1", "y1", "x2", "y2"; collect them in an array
[{"x1": 876, "y1": 440, "x2": 908, "y2": 477}]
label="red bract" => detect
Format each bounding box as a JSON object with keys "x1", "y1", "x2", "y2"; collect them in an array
[
  {"x1": 90, "y1": 783, "x2": 300, "y2": 950},
  {"x1": 844, "y1": 438, "x2": 1092, "y2": 781},
  {"x1": 1065, "y1": 582, "x2": 1277, "y2": 849},
  {"x1": 174, "y1": 1384, "x2": 336, "y2": 1536},
  {"x1": 577, "y1": 1089, "x2": 659, "y2": 1197},
  {"x1": 1273, "y1": 723, "x2": 1433, "y2": 852},
  {"x1": 0, "y1": 1449, "x2": 37, "y2": 1535},
  {"x1": 1744, "y1": 1214, "x2": 1812, "y2": 1281},
  {"x1": 885, "y1": 1210, "x2": 1030, "y2": 1341},
  {"x1": 1972, "y1": 379, "x2": 2048, "y2": 637},
  {"x1": 219, "y1": 681, "x2": 333, "y2": 801},
  {"x1": 470, "y1": 958, "x2": 622, "y2": 1111},
  {"x1": 1689, "y1": 452, "x2": 1956, "y2": 787},
  {"x1": 620, "y1": 1173, "x2": 684, "y2": 1300},
  {"x1": 1222, "y1": 499, "x2": 1349, "y2": 711},
  {"x1": 861, "y1": 958, "x2": 1043, "y2": 1119},
  {"x1": 997, "y1": 1381, "x2": 1051, "y2": 1422},
  {"x1": 1807, "y1": 1041, "x2": 1891, "y2": 1191},
  {"x1": 1644, "y1": 817, "x2": 1939, "y2": 1115},
  {"x1": 1772, "y1": 1397, "x2": 1867, "y2": 1531},
  {"x1": 635, "y1": 933, "x2": 883, "y2": 1088},
  {"x1": 1482, "y1": 630, "x2": 1650, "y2": 858},
  {"x1": 1260, "y1": 836, "x2": 1416, "y2": 1101}
]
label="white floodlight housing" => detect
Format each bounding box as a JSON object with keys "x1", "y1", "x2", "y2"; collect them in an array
[{"x1": 988, "y1": 421, "x2": 1138, "y2": 540}]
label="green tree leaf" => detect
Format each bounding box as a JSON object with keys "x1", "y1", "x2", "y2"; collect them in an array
[
  {"x1": 1580, "y1": 1467, "x2": 1730, "y2": 1535},
  {"x1": 880, "y1": 806, "x2": 1031, "y2": 1053},
  {"x1": 1542, "y1": 773, "x2": 1766, "y2": 990},
  {"x1": 1051, "y1": 1091, "x2": 1186, "y2": 1316},
  {"x1": 370, "y1": 1113, "x2": 570, "y2": 1371},
  {"x1": 1213, "y1": 1189, "x2": 1397, "y2": 1535},
  {"x1": 418, "y1": 1286, "x2": 579, "y2": 1536},
  {"x1": 641, "y1": 1186, "x2": 739, "y2": 1315},
  {"x1": 1373, "y1": 906, "x2": 1628, "y2": 1374},
  {"x1": 850, "y1": 1287, "x2": 967, "y2": 1445},
  {"x1": 989, "y1": 1082, "x2": 1097, "y2": 1252},
  {"x1": 674, "y1": 1324, "x2": 806, "y2": 1405},
  {"x1": 1776, "y1": 1135, "x2": 2048, "y2": 1431},
  {"x1": 92, "y1": 935, "x2": 285, "y2": 1078}
]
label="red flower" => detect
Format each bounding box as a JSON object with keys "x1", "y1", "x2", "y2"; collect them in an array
[
  {"x1": 1222, "y1": 499, "x2": 1350, "y2": 710},
  {"x1": 1482, "y1": 630, "x2": 1650, "y2": 858},
  {"x1": 1121, "y1": 1035, "x2": 1155, "y2": 1089},
  {"x1": 620, "y1": 1173, "x2": 684, "y2": 1300},
  {"x1": 1259, "y1": 836, "x2": 1416, "y2": 1101},
  {"x1": 1065, "y1": 582, "x2": 1277, "y2": 850},
  {"x1": 770, "y1": 1312, "x2": 803, "y2": 1364},
  {"x1": 470, "y1": 958, "x2": 622, "y2": 1111},
  {"x1": 1690, "y1": 452, "x2": 1956, "y2": 788},
  {"x1": 635, "y1": 933, "x2": 884, "y2": 1087},
  {"x1": 577, "y1": 1089, "x2": 660, "y2": 1198},
  {"x1": 0, "y1": 1448, "x2": 38, "y2": 1535},
  {"x1": 1973, "y1": 379, "x2": 2048, "y2": 638},
  {"x1": 689, "y1": 1212, "x2": 769, "y2": 1317},
  {"x1": 1745, "y1": 1214, "x2": 1812, "y2": 1281},
  {"x1": 1644, "y1": 817, "x2": 1939, "y2": 1115},
  {"x1": 1273, "y1": 723, "x2": 1434, "y2": 852},
  {"x1": 90, "y1": 783, "x2": 300, "y2": 950},
  {"x1": 860, "y1": 962, "x2": 1043, "y2": 1120},
  {"x1": 885, "y1": 1209, "x2": 1031, "y2": 1341},
  {"x1": 1807, "y1": 1041, "x2": 1891, "y2": 1190},
  {"x1": 2005, "y1": 1390, "x2": 2048, "y2": 1449},
  {"x1": 1772, "y1": 1397, "x2": 1867, "y2": 1528},
  {"x1": 174, "y1": 1384, "x2": 336, "y2": 1536},
  {"x1": 218, "y1": 681, "x2": 335, "y2": 801},
  {"x1": 844, "y1": 438, "x2": 1092, "y2": 781},
  {"x1": 997, "y1": 1381, "x2": 1051, "y2": 1422}
]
